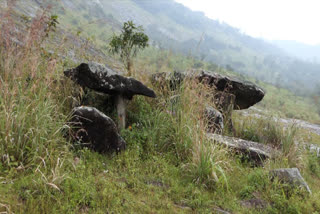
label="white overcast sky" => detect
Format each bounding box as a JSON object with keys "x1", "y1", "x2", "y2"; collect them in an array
[{"x1": 175, "y1": 0, "x2": 320, "y2": 45}]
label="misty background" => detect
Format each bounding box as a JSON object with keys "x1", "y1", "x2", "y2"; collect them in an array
[{"x1": 15, "y1": 0, "x2": 320, "y2": 95}]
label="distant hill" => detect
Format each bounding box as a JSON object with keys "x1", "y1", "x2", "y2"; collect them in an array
[
  {"x1": 13, "y1": 0, "x2": 320, "y2": 94},
  {"x1": 272, "y1": 40, "x2": 320, "y2": 62}
]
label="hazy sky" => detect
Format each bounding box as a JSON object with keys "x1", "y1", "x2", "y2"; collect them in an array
[{"x1": 175, "y1": 0, "x2": 320, "y2": 45}]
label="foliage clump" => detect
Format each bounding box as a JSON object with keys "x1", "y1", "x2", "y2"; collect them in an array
[{"x1": 109, "y1": 21, "x2": 149, "y2": 76}]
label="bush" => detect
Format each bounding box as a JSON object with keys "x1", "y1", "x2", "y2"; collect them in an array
[{"x1": 109, "y1": 21, "x2": 149, "y2": 75}]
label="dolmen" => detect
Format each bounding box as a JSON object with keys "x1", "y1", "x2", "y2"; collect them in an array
[
  {"x1": 152, "y1": 70, "x2": 265, "y2": 110},
  {"x1": 153, "y1": 70, "x2": 268, "y2": 163},
  {"x1": 65, "y1": 62, "x2": 156, "y2": 129},
  {"x1": 152, "y1": 70, "x2": 265, "y2": 133},
  {"x1": 65, "y1": 62, "x2": 157, "y2": 153}
]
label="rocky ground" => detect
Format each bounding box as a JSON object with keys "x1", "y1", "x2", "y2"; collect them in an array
[{"x1": 240, "y1": 107, "x2": 320, "y2": 138}]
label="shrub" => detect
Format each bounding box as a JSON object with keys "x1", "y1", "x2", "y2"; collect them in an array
[{"x1": 109, "y1": 21, "x2": 149, "y2": 76}]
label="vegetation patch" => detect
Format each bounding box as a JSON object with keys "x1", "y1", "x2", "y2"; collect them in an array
[{"x1": 0, "y1": 3, "x2": 320, "y2": 214}]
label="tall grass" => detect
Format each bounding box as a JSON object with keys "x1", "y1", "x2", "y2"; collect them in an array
[
  {"x1": 128, "y1": 76, "x2": 231, "y2": 188},
  {"x1": 232, "y1": 115, "x2": 283, "y2": 147},
  {"x1": 233, "y1": 115, "x2": 297, "y2": 149},
  {"x1": 0, "y1": 4, "x2": 70, "y2": 171},
  {"x1": 232, "y1": 113, "x2": 301, "y2": 167},
  {"x1": 179, "y1": 81, "x2": 230, "y2": 188}
]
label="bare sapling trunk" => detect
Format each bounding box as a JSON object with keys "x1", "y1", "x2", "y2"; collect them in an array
[
  {"x1": 116, "y1": 95, "x2": 127, "y2": 130},
  {"x1": 127, "y1": 60, "x2": 133, "y2": 76}
]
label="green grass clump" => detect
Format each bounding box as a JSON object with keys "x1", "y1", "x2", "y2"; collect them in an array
[
  {"x1": 231, "y1": 113, "x2": 306, "y2": 168},
  {"x1": 123, "y1": 79, "x2": 231, "y2": 188},
  {"x1": 307, "y1": 154, "x2": 320, "y2": 178},
  {"x1": 233, "y1": 114, "x2": 298, "y2": 153}
]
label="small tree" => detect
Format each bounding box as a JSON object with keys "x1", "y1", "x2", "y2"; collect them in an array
[{"x1": 109, "y1": 21, "x2": 149, "y2": 76}]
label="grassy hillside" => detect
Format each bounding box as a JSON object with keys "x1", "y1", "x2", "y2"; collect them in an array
[
  {"x1": 1, "y1": 2, "x2": 320, "y2": 214},
  {"x1": 9, "y1": 0, "x2": 320, "y2": 123},
  {"x1": 39, "y1": 0, "x2": 320, "y2": 94}
]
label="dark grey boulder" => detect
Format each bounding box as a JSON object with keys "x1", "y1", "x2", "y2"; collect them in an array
[
  {"x1": 64, "y1": 62, "x2": 156, "y2": 100},
  {"x1": 69, "y1": 106, "x2": 126, "y2": 153},
  {"x1": 152, "y1": 71, "x2": 265, "y2": 110},
  {"x1": 197, "y1": 70, "x2": 265, "y2": 109},
  {"x1": 270, "y1": 168, "x2": 312, "y2": 194},
  {"x1": 207, "y1": 134, "x2": 279, "y2": 164},
  {"x1": 205, "y1": 107, "x2": 224, "y2": 134}
]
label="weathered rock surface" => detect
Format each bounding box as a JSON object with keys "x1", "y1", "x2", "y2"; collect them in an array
[
  {"x1": 240, "y1": 199, "x2": 268, "y2": 210},
  {"x1": 65, "y1": 62, "x2": 156, "y2": 99},
  {"x1": 240, "y1": 109, "x2": 320, "y2": 136},
  {"x1": 174, "y1": 204, "x2": 192, "y2": 211},
  {"x1": 152, "y1": 71, "x2": 265, "y2": 109},
  {"x1": 309, "y1": 144, "x2": 320, "y2": 157},
  {"x1": 213, "y1": 207, "x2": 232, "y2": 214},
  {"x1": 240, "y1": 109, "x2": 320, "y2": 154},
  {"x1": 199, "y1": 71, "x2": 265, "y2": 109},
  {"x1": 151, "y1": 71, "x2": 185, "y2": 90},
  {"x1": 277, "y1": 118, "x2": 320, "y2": 136},
  {"x1": 207, "y1": 134, "x2": 279, "y2": 163},
  {"x1": 205, "y1": 107, "x2": 224, "y2": 134},
  {"x1": 69, "y1": 106, "x2": 126, "y2": 153},
  {"x1": 270, "y1": 168, "x2": 312, "y2": 194}
]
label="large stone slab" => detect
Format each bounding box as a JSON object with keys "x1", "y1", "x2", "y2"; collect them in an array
[
  {"x1": 270, "y1": 168, "x2": 312, "y2": 194},
  {"x1": 65, "y1": 62, "x2": 156, "y2": 100},
  {"x1": 207, "y1": 134, "x2": 279, "y2": 162},
  {"x1": 152, "y1": 71, "x2": 265, "y2": 109},
  {"x1": 69, "y1": 106, "x2": 126, "y2": 153},
  {"x1": 198, "y1": 71, "x2": 265, "y2": 109}
]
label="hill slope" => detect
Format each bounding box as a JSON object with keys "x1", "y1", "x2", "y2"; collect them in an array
[
  {"x1": 14, "y1": 0, "x2": 320, "y2": 93},
  {"x1": 1, "y1": 2, "x2": 320, "y2": 214},
  {"x1": 43, "y1": 0, "x2": 319, "y2": 94}
]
